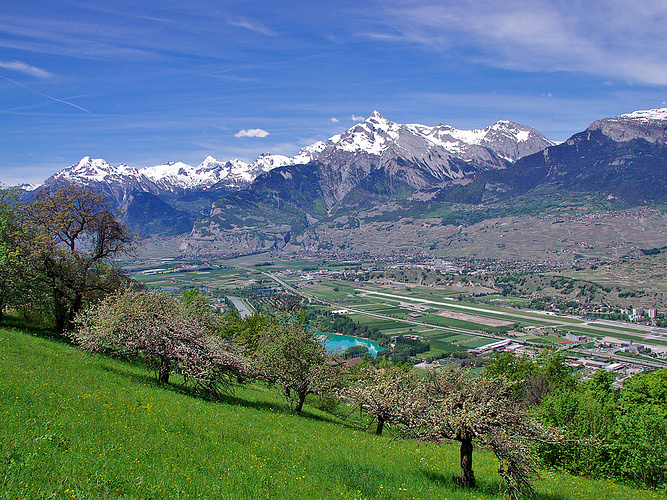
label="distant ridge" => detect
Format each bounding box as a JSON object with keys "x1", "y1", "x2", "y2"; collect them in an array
[{"x1": 184, "y1": 107, "x2": 667, "y2": 255}]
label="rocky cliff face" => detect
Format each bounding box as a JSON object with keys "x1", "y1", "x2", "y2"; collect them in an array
[
  {"x1": 184, "y1": 108, "x2": 667, "y2": 255},
  {"x1": 472, "y1": 108, "x2": 667, "y2": 206},
  {"x1": 184, "y1": 112, "x2": 555, "y2": 253},
  {"x1": 588, "y1": 108, "x2": 667, "y2": 144}
]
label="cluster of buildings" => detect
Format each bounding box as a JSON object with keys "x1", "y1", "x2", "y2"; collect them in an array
[
  {"x1": 460, "y1": 336, "x2": 656, "y2": 389},
  {"x1": 626, "y1": 307, "x2": 658, "y2": 323}
]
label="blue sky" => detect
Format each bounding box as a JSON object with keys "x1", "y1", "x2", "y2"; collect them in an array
[{"x1": 1, "y1": 0, "x2": 666, "y2": 185}]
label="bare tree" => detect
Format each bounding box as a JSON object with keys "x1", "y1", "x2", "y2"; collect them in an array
[{"x1": 402, "y1": 368, "x2": 562, "y2": 498}]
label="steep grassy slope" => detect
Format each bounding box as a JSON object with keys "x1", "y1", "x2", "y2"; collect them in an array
[{"x1": 0, "y1": 326, "x2": 661, "y2": 499}]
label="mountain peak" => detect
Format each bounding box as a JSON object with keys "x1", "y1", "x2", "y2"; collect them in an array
[
  {"x1": 617, "y1": 107, "x2": 667, "y2": 122},
  {"x1": 590, "y1": 107, "x2": 667, "y2": 144}
]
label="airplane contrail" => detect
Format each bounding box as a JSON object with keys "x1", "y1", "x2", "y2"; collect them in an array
[{"x1": 0, "y1": 75, "x2": 91, "y2": 114}]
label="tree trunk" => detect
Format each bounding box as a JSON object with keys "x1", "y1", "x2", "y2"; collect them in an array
[
  {"x1": 294, "y1": 391, "x2": 307, "y2": 414},
  {"x1": 158, "y1": 357, "x2": 171, "y2": 384},
  {"x1": 459, "y1": 437, "x2": 475, "y2": 487},
  {"x1": 375, "y1": 416, "x2": 385, "y2": 435},
  {"x1": 53, "y1": 290, "x2": 68, "y2": 332}
]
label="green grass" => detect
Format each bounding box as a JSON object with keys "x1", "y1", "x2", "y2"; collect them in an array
[{"x1": 1, "y1": 326, "x2": 662, "y2": 500}]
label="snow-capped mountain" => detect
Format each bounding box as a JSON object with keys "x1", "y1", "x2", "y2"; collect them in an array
[
  {"x1": 480, "y1": 107, "x2": 667, "y2": 206},
  {"x1": 39, "y1": 111, "x2": 551, "y2": 198},
  {"x1": 47, "y1": 157, "x2": 158, "y2": 205},
  {"x1": 42, "y1": 149, "x2": 321, "y2": 204},
  {"x1": 322, "y1": 111, "x2": 550, "y2": 163},
  {"x1": 29, "y1": 111, "x2": 555, "y2": 236},
  {"x1": 310, "y1": 111, "x2": 553, "y2": 207},
  {"x1": 185, "y1": 106, "x2": 667, "y2": 255},
  {"x1": 588, "y1": 107, "x2": 667, "y2": 144}
]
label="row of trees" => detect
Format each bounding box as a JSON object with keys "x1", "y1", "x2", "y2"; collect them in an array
[
  {"x1": 71, "y1": 284, "x2": 562, "y2": 499},
  {"x1": 73, "y1": 287, "x2": 347, "y2": 414}
]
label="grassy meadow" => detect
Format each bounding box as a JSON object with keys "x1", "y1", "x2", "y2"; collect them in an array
[{"x1": 1, "y1": 325, "x2": 664, "y2": 500}]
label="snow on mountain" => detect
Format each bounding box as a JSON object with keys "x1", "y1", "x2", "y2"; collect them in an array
[
  {"x1": 292, "y1": 141, "x2": 326, "y2": 164},
  {"x1": 315, "y1": 111, "x2": 552, "y2": 165},
  {"x1": 52, "y1": 156, "x2": 144, "y2": 184},
  {"x1": 617, "y1": 108, "x2": 667, "y2": 122},
  {"x1": 589, "y1": 107, "x2": 667, "y2": 144},
  {"x1": 140, "y1": 161, "x2": 203, "y2": 190},
  {"x1": 36, "y1": 111, "x2": 554, "y2": 203}
]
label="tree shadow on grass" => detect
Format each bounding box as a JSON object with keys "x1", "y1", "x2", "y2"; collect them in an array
[
  {"x1": 419, "y1": 469, "x2": 568, "y2": 500},
  {"x1": 27, "y1": 325, "x2": 354, "y2": 427},
  {"x1": 93, "y1": 357, "x2": 162, "y2": 387},
  {"x1": 3, "y1": 315, "x2": 68, "y2": 344}
]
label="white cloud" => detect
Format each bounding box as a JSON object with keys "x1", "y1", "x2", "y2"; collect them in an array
[
  {"x1": 351, "y1": 114, "x2": 365, "y2": 122},
  {"x1": 371, "y1": 0, "x2": 667, "y2": 85},
  {"x1": 330, "y1": 117, "x2": 339, "y2": 123},
  {"x1": 0, "y1": 60, "x2": 53, "y2": 78},
  {"x1": 235, "y1": 128, "x2": 270, "y2": 138}
]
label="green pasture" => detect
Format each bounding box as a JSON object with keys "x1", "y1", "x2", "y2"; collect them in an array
[
  {"x1": 347, "y1": 314, "x2": 415, "y2": 333},
  {"x1": 2, "y1": 325, "x2": 664, "y2": 499}
]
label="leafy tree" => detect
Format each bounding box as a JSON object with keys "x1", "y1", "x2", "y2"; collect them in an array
[
  {"x1": 74, "y1": 288, "x2": 246, "y2": 396},
  {"x1": 403, "y1": 369, "x2": 561, "y2": 498},
  {"x1": 251, "y1": 315, "x2": 346, "y2": 414},
  {"x1": 0, "y1": 187, "x2": 25, "y2": 326},
  {"x1": 22, "y1": 185, "x2": 137, "y2": 331},
  {"x1": 181, "y1": 288, "x2": 222, "y2": 335},
  {"x1": 538, "y1": 368, "x2": 667, "y2": 487},
  {"x1": 342, "y1": 364, "x2": 417, "y2": 435},
  {"x1": 343, "y1": 345, "x2": 369, "y2": 359},
  {"x1": 484, "y1": 350, "x2": 577, "y2": 406}
]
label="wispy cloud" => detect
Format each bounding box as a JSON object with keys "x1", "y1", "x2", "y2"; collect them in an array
[
  {"x1": 351, "y1": 114, "x2": 365, "y2": 122},
  {"x1": 0, "y1": 75, "x2": 90, "y2": 113},
  {"x1": 228, "y1": 17, "x2": 277, "y2": 36},
  {"x1": 369, "y1": 0, "x2": 667, "y2": 85},
  {"x1": 235, "y1": 128, "x2": 270, "y2": 138},
  {"x1": 0, "y1": 16, "x2": 157, "y2": 62},
  {"x1": 0, "y1": 60, "x2": 53, "y2": 78},
  {"x1": 330, "y1": 117, "x2": 339, "y2": 123}
]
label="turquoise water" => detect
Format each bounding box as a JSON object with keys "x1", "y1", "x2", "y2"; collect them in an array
[{"x1": 324, "y1": 333, "x2": 385, "y2": 357}]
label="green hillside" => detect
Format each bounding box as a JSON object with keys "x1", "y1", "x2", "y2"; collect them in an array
[{"x1": 0, "y1": 325, "x2": 661, "y2": 500}]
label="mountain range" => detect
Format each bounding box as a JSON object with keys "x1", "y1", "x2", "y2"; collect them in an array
[{"x1": 21, "y1": 108, "x2": 667, "y2": 257}]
